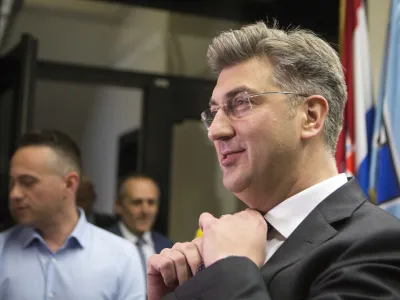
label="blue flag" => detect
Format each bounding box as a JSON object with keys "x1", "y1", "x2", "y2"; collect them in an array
[{"x1": 369, "y1": 0, "x2": 400, "y2": 215}]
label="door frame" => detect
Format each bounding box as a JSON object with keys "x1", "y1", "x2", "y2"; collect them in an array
[
  {"x1": 0, "y1": 34, "x2": 37, "y2": 228},
  {"x1": 37, "y1": 60, "x2": 215, "y2": 235}
]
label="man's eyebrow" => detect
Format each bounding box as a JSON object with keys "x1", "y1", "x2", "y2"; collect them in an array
[
  {"x1": 208, "y1": 86, "x2": 252, "y2": 106},
  {"x1": 18, "y1": 174, "x2": 38, "y2": 180}
]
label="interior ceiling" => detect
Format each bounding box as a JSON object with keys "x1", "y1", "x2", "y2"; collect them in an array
[{"x1": 96, "y1": 0, "x2": 340, "y2": 43}]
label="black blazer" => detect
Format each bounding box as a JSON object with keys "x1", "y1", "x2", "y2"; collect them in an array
[
  {"x1": 106, "y1": 223, "x2": 173, "y2": 254},
  {"x1": 165, "y1": 178, "x2": 400, "y2": 299},
  {"x1": 92, "y1": 213, "x2": 116, "y2": 229}
]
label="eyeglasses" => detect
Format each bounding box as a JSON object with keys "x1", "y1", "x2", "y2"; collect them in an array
[{"x1": 200, "y1": 91, "x2": 308, "y2": 130}]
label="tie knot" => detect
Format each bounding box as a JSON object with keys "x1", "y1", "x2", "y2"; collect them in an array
[
  {"x1": 267, "y1": 221, "x2": 274, "y2": 231},
  {"x1": 136, "y1": 238, "x2": 145, "y2": 247}
]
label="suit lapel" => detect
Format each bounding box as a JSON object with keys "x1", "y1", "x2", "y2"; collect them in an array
[
  {"x1": 152, "y1": 231, "x2": 162, "y2": 254},
  {"x1": 262, "y1": 178, "x2": 367, "y2": 282},
  {"x1": 262, "y1": 207, "x2": 336, "y2": 282}
]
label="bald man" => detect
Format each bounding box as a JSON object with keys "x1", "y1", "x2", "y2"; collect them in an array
[{"x1": 107, "y1": 175, "x2": 173, "y2": 283}]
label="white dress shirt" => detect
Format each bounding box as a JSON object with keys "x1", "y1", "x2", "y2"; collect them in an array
[
  {"x1": 264, "y1": 173, "x2": 348, "y2": 262},
  {"x1": 118, "y1": 222, "x2": 156, "y2": 263}
]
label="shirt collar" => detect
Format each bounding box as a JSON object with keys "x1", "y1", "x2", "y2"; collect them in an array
[
  {"x1": 118, "y1": 221, "x2": 153, "y2": 246},
  {"x1": 264, "y1": 173, "x2": 348, "y2": 239},
  {"x1": 21, "y1": 207, "x2": 90, "y2": 249},
  {"x1": 67, "y1": 207, "x2": 90, "y2": 248}
]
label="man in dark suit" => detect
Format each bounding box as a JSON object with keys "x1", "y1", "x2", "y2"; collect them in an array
[
  {"x1": 146, "y1": 21, "x2": 400, "y2": 299},
  {"x1": 76, "y1": 176, "x2": 116, "y2": 229},
  {"x1": 107, "y1": 174, "x2": 173, "y2": 274}
]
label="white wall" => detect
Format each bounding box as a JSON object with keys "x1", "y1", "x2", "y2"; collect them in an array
[{"x1": 81, "y1": 87, "x2": 142, "y2": 213}]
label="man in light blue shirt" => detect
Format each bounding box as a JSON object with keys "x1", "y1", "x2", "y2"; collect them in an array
[{"x1": 0, "y1": 129, "x2": 145, "y2": 300}]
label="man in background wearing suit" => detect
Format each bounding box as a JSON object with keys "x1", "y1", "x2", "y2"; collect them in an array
[
  {"x1": 107, "y1": 175, "x2": 173, "y2": 279},
  {"x1": 147, "y1": 21, "x2": 400, "y2": 299},
  {"x1": 76, "y1": 176, "x2": 116, "y2": 229}
]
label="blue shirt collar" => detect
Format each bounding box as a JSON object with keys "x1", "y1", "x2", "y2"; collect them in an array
[{"x1": 21, "y1": 208, "x2": 90, "y2": 250}]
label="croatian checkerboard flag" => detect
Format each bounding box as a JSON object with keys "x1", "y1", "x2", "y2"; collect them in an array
[{"x1": 336, "y1": 0, "x2": 374, "y2": 196}]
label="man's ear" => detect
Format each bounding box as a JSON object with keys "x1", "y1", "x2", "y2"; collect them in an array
[
  {"x1": 114, "y1": 200, "x2": 122, "y2": 216},
  {"x1": 65, "y1": 171, "x2": 80, "y2": 195},
  {"x1": 300, "y1": 95, "x2": 329, "y2": 140}
]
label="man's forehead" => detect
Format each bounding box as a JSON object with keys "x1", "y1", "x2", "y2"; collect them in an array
[
  {"x1": 10, "y1": 146, "x2": 60, "y2": 177},
  {"x1": 211, "y1": 58, "x2": 274, "y2": 104},
  {"x1": 12, "y1": 146, "x2": 52, "y2": 167},
  {"x1": 125, "y1": 178, "x2": 159, "y2": 195}
]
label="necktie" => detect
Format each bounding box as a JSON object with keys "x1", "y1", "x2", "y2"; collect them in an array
[
  {"x1": 135, "y1": 238, "x2": 147, "y2": 283},
  {"x1": 266, "y1": 221, "x2": 275, "y2": 239}
]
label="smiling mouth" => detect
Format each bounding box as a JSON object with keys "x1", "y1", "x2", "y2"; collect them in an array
[
  {"x1": 221, "y1": 150, "x2": 245, "y2": 166},
  {"x1": 222, "y1": 150, "x2": 245, "y2": 157}
]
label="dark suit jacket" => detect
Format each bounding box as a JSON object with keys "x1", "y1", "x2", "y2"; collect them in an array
[
  {"x1": 106, "y1": 223, "x2": 173, "y2": 254},
  {"x1": 165, "y1": 178, "x2": 400, "y2": 299},
  {"x1": 91, "y1": 213, "x2": 116, "y2": 229}
]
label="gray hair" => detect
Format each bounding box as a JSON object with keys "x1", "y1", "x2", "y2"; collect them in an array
[{"x1": 207, "y1": 21, "x2": 347, "y2": 155}]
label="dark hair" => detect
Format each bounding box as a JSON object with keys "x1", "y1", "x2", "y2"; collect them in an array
[
  {"x1": 76, "y1": 176, "x2": 96, "y2": 203},
  {"x1": 116, "y1": 173, "x2": 159, "y2": 202},
  {"x1": 16, "y1": 129, "x2": 81, "y2": 175}
]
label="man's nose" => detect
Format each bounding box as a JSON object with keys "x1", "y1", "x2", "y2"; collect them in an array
[
  {"x1": 9, "y1": 184, "x2": 24, "y2": 201},
  {"x1": 207, "y1": 110, "x2": 235, "y2": 141},
  {"x1": 138, "y1": 202, "x2": 150, "y2": 213}
]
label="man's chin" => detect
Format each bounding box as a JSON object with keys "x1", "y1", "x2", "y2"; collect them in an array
[
  {"x1": 13, "y1": 215, "x2": 34, "y2": 227},
  {"x1": 223, "y1": 172, "x2": 249, "y2": 194},
  {"x1": 136, "y1": 225, "x2": 152, "y2": 234}
]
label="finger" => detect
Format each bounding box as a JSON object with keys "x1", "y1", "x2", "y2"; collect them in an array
[
  {"x1": 147, "y1": 254, "x2": 166, "y2": 275},
  {"x1": 238, "y1": 208, "x2": 265, "y2": 220},
  {"x1": 199, "y1": 212, "x2": 217, "y2": 231},
  {"x1": 157, "y1": 249, "x2": 179, "y2": 287},
  {"x1": 235, "y1": 210, "x2": 267, "y2": 233},
  {"x1": 147, "y1": 255, "x2": 175, "y2": 300},
  {"x1": 166, "y1": 248, "x2": 191, "y2": 285},
  {"x1": 247, "y1": 207, "x2": 267, "y2": 216},
  {"x1": 173, "y1": 241, "x2": 203, "y2": 276}
]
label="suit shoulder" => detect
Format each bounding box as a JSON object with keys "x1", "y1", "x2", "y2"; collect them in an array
[
  {"x1": 333, "y1": 200, "x2": 400, "y2": 250},
  {"x1": 104, "y1": 223, "x2": 120, "y2": 236},
  {"x1": 354, "y1": 200, "x2": 400, "y2": 229},
  {"x1": 93, "y1": 213, "x2": 116, "y2": 228},
  {"x1": 152, "y1": 231, "x2": 174, "y2": 245}
]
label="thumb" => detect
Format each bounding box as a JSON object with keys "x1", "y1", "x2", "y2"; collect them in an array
[{"x1": 199, "y1": 212, "x2": 217, "y2": 232}]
